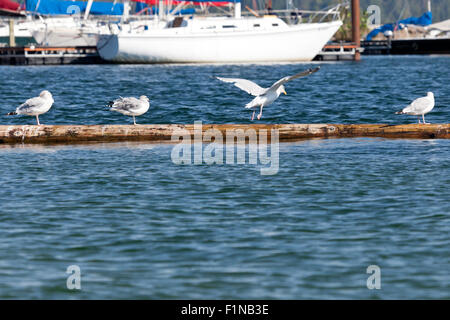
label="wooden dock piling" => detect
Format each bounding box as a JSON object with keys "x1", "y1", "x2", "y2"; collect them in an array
[
  {"x1": 8, "y1": 19, "x2": 15, "y2": 47},
  {"x1": 351, "y1": 0, "x2": 361, "y2": 61},
  {"x1": 0, "y1": 124, "x2": 448, "y2": 145}
]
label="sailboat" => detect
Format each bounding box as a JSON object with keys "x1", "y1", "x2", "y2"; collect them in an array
[
  {"x1": 26, "y1": 0, "x2": 123, "y2": 46},
  {"x1": 97, "y1": 0, "x2": 343, "y2": 63}
]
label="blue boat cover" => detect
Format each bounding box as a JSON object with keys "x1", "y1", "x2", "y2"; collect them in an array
[
  {"x1": 366, "y1": 11, "x2": 432, "y2": 41},
  {"x1": 26, "y1": 0, "x2": 124, "y2": 15}
]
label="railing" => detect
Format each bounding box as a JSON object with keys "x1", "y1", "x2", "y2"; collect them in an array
[
  {"x1": 183, "y1": 4, "x2": 343, "y2": 25},
  {"x1": 241, "y1": 8, "x2": 341, "y2": 25},
  {"x1": 0, "y1": 2, "x2": 344, "y2": 32}
]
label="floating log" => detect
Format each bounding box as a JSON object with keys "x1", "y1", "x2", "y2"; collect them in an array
[{"x1": 0, "y1": 124, "x2": 448, "y2": 145}]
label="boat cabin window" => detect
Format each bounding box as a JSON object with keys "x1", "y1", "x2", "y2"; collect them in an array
[
  {"x1": 253, "y1": 24, "x2": 260, "y2": 27},
  {"x1": 222, "y1": 25, "x2": 237, "y2": 28},
  {"x1": 272, "y1": 23, "x2": 279, "y2": 26},
  {"x1": 168, "y1": 17, "x2": 187, "y2": 28}
]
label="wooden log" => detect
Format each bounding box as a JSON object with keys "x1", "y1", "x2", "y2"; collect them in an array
[{"x1": 0, "y1": 124, "x2": 449, "y2": 145}]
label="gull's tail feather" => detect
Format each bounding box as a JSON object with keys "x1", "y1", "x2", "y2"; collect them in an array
[
  {"x1": 107, "y1": 101, "x2": 114, "y2": 108},
  {"x1": 395, "y1": 110, "x2": 404, "y2": 115},
  {"x1": 245, "y1": 99, "x2": 258, "y2": 109},
  {"x1": 6, "y1": 111, "x2": 17, "y2": 116}
]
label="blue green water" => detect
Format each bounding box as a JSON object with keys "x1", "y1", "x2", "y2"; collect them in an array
[{"x1": 0, "y1": 56, "x2": 449, "y2": 299}]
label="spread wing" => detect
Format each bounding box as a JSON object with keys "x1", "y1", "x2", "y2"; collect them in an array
[
  {"x1": 216, "y1": 77, "x2": 267, "y2": 96},
  {"x1": 269, "y1": 67, "x2": 320, "y2": 91},
  {"x1": 403, "y1": 96, "x2": 433, "y2": 113}
]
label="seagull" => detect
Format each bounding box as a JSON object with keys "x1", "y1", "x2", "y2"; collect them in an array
[
  {"x1": 396, "y1": 92, "x2": 435, "y2": 124},
  {"x1": 6, "y1": 90, "x2": 54, "y2": 125},
  {"x1": 107, "y1": 96, "x2": 150, "y2": 125},
  {"x1": 216, "y1": 67, "x2": 320, "y2": 120}
]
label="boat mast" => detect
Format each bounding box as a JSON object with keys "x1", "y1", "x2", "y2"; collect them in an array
[
  {"x1": 123, "y1": 0, "x2": 130, "y2": 22},
  {"x1": 159, "y1": 0, "x2": 165, "y2": 20},
  {"x1": 234, "y1": 0, "x2": 241, "y2": 18},
  {"x1": 84, "y1": 0, "x2": 93, "y2": 20}
]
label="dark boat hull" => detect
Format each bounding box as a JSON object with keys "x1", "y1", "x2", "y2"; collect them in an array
[{"x1": 362, "y1": 38, "x2": 450, "y2": 55}]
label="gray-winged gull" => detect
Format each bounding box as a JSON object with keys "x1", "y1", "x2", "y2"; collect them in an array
[
  {"x1": 107, "y1": 96, "x2": 150, "y2": 125},
  {"x1": 6, "y1": 90, "x2": 54, "y2": 125},
  {"x1": 396, "y1": 92, "x2": 435, "y2": 124}
]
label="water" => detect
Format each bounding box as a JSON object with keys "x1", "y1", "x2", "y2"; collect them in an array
[{"x1": 0, "y1": 56, "x2": 449, "y2": 299}]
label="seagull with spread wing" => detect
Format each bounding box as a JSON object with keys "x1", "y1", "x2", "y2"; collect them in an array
[{"x1": 216, "y1": 67, "x2": 320, "y2": 120}]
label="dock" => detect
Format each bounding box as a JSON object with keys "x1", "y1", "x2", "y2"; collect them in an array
[
  {"x1": 0, "y1": 46, "x2": 105, "y2": 65},
  {"x1": 314, "y1": 43, "x2": 361, "y2": 61},
  {"x1": 360, "y1": 40, "x2": 391, "y2": 55},
  {"x1": 0, "y1": 124, "x2": 448, "y2": 145}
]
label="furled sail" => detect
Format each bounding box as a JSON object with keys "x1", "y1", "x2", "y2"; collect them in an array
[{"x1": 26, "y1": 0, "x2": 124, "y2": 15}]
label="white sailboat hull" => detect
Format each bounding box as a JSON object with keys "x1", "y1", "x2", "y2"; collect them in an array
[
  {"x1": 32, "y1": 30, "x2": 100, "y2": 47},
  {"x1": 98, "y1": 20, "x2": 342, "y2": 63},
  {"x1": 28, "y1": 17, "x2": 111, "y2": 47}
]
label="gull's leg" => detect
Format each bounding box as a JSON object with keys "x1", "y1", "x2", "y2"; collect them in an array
[
  {"x1": 257, "y1": 105, "x2": 263, "y2": 120},
  {"x1": 422, "y1": 114, "x2": 427, "y2": 124},
  {"x1": 251, "y1": 110, "x2": 255, "y2": 121},
  {"x1": 133, "y1": 116, "x2": 136, "y2": 125},
  {"x1": 36, "y1": 115, "x2": 40, "y2": 126},
  {"x1": 417, "y1": 116, "x2": 421, "y2": 124}
]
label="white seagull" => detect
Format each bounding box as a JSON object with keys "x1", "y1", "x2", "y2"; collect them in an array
[
  {"x1": 217, "y1": 67, "x2": 320, "y2": 120},
  {"x1": 396, "y1": 92, "x2": 435, "y2": 124},
  {"x1": 107, "y1": 95, "x2": 150, "y2": 125},
  {"x1": 6, "y1": 90, "x2": 54, "y2": 125}
]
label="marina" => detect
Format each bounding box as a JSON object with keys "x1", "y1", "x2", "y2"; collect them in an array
[
  {"x1": 1, "y1": 0, "x2": 449, "y2": 63},
  {"x1": 0, "y1": 1, "x2": 352, "y2": 64}
]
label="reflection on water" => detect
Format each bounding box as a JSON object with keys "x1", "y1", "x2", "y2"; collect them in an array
[{"x1": 0, "y1": 141, "x2": 166, "y2": 152}]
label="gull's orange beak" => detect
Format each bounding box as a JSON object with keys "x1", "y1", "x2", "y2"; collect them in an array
[{"x1": 283, "y1": 89, "x2": 287, "y2": 95}]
